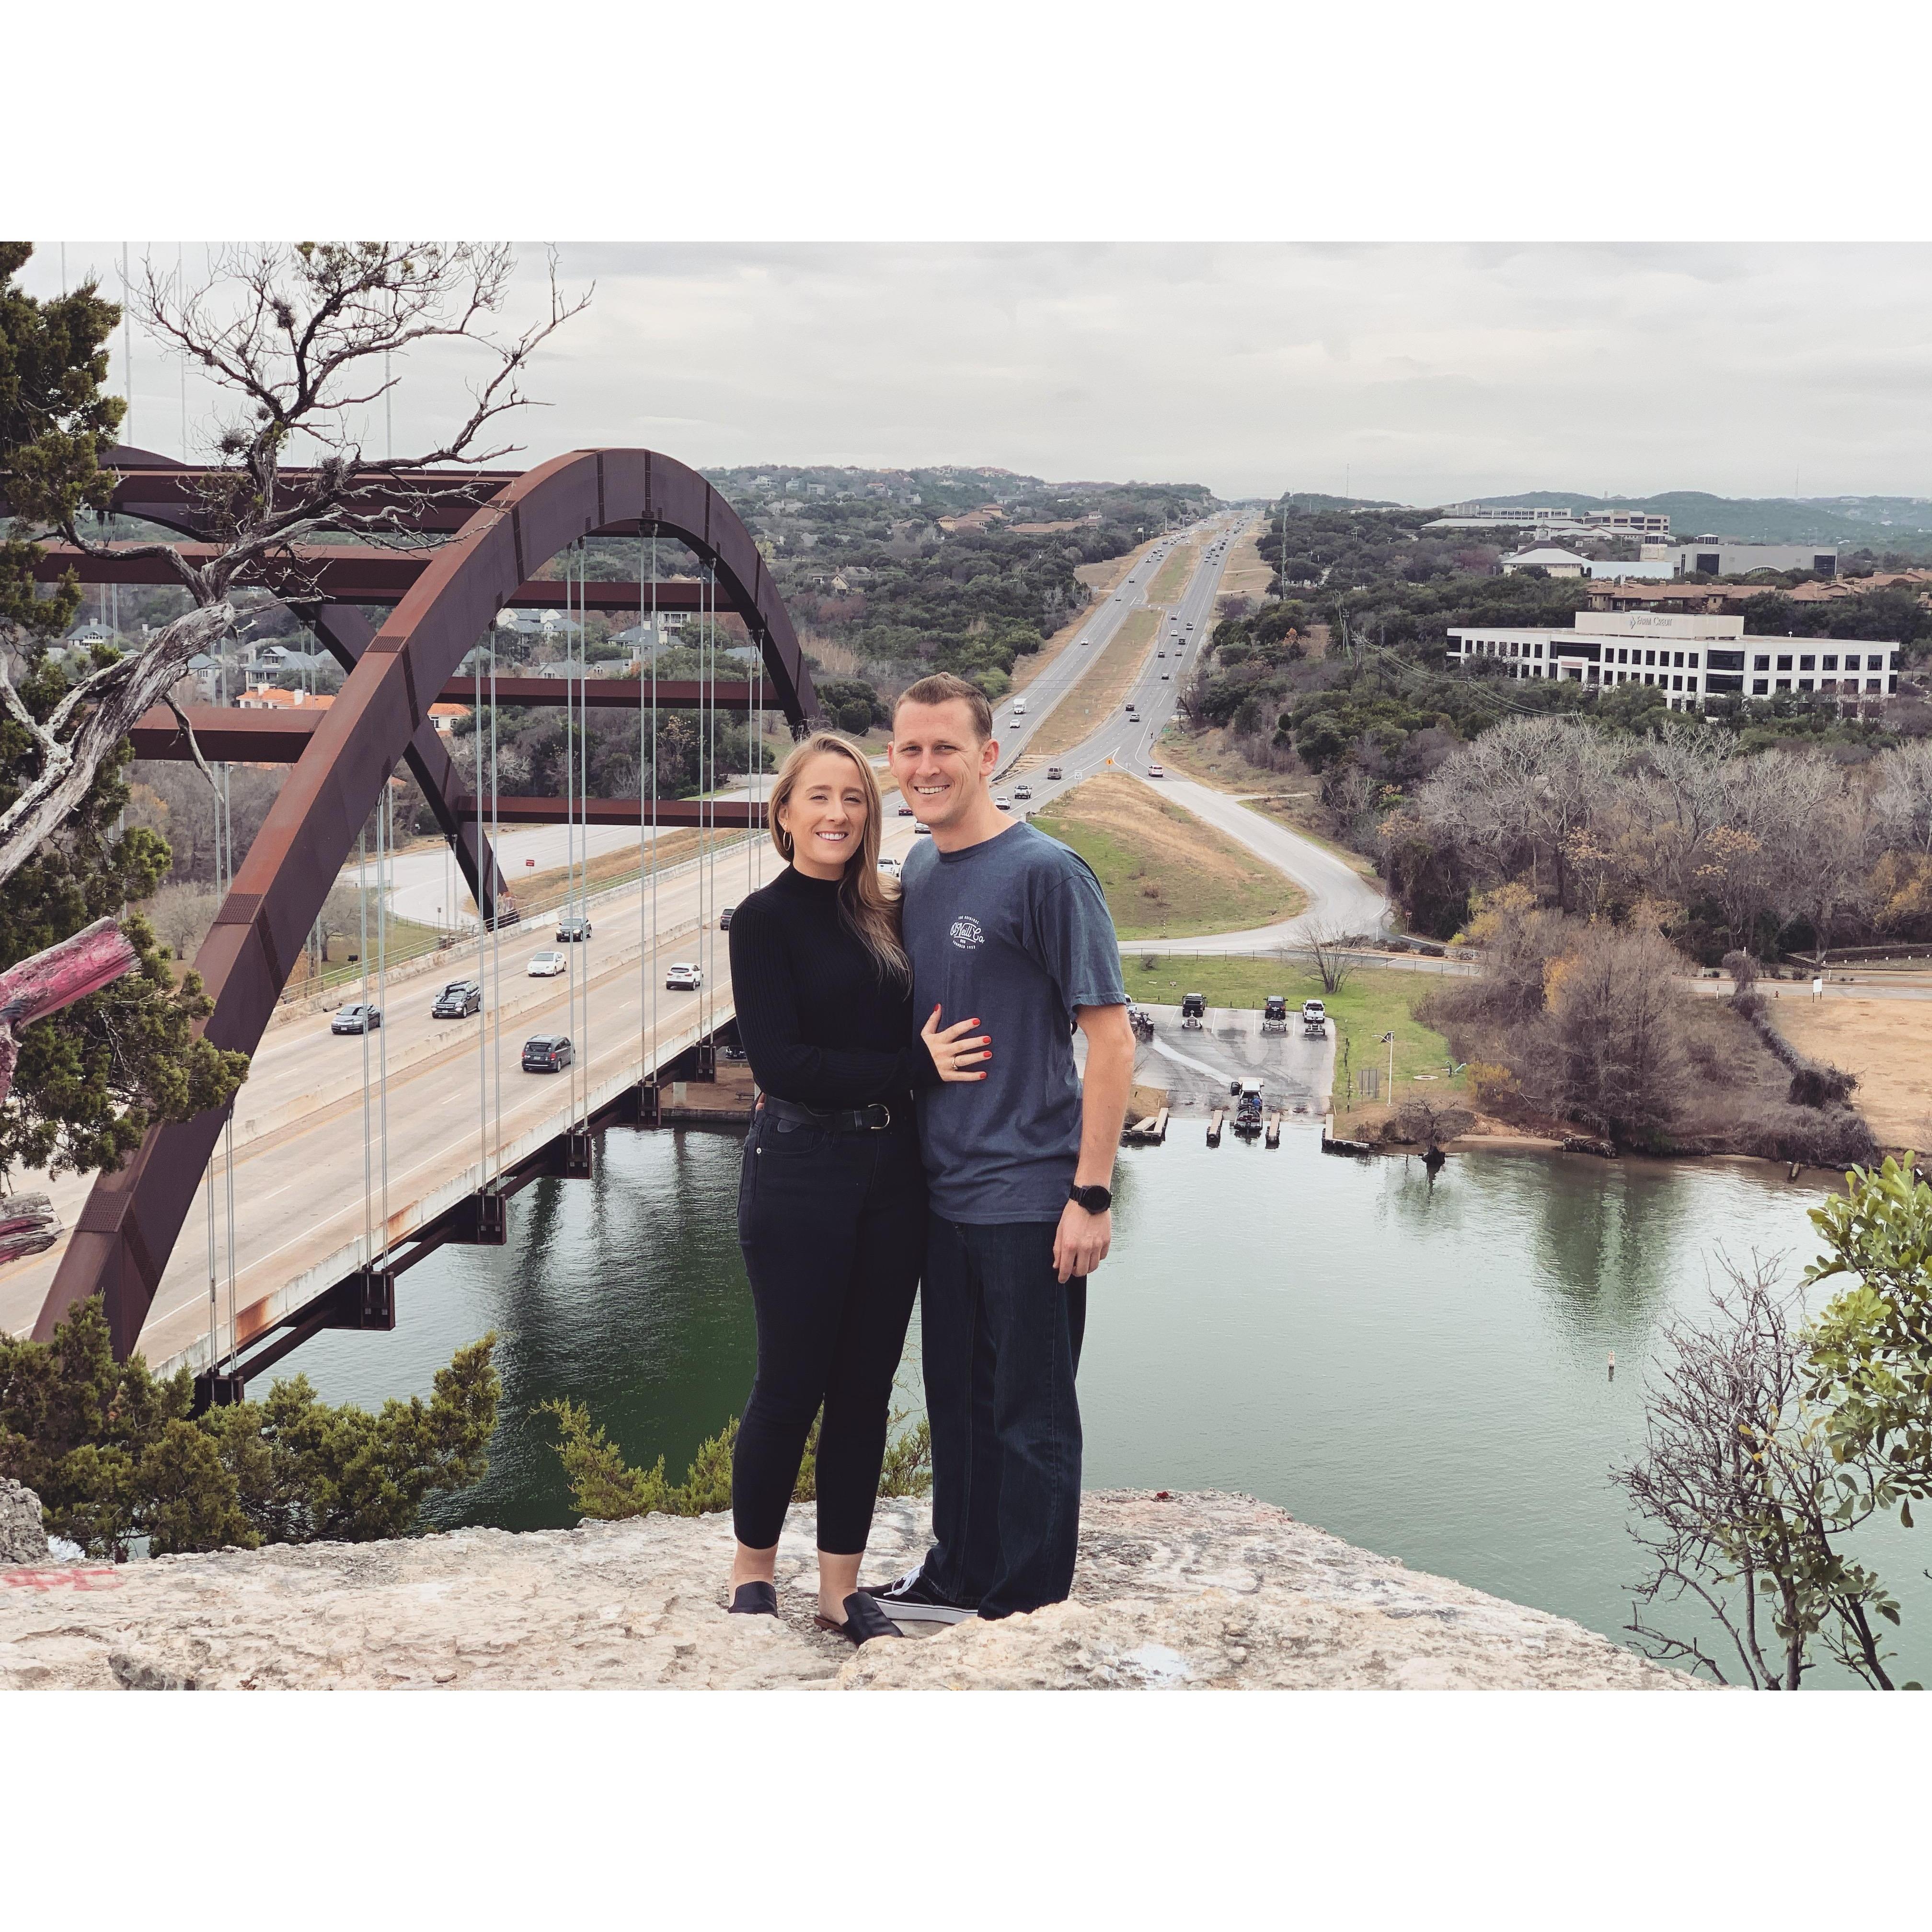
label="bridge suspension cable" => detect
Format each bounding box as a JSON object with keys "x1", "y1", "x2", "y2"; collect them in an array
[
  {"x1": 358, "y1": 817, "x2": 373, "y2": 1275},
  {"x1": 490, "y1": 629, "x2": 503, "y2": 1192},
  {"x1": 645, "y1": 521, "x2": 660, "y2": 1105},
  {"x1": 378, "y1": 773, "x2": 392, "y2": 1269},
  {"x1": 474, "y1": 640, "x2": 487, "y2": 1211},
  {"x1": 564, "y1": 538, "x2": 579, "y2": 1129},
  {"x1": 576, "y1": 538, "x2": 591, "y2": 1136}
]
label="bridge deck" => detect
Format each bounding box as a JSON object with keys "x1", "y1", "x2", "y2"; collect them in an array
[{"x1": 1, "y1": 821, "x2": 921, "y2": 1379}]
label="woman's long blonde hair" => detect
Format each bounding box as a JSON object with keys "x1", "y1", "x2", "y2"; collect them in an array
[{"x1": 767, "y1": 730, "x2": 908, "y2": 981}]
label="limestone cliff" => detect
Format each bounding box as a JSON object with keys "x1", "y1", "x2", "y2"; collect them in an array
[{"x1": 0, "y1": 1489, "x2": 1702, "y2": 1690}]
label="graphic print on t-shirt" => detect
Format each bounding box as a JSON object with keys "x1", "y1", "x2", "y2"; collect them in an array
[{"x1": 900, "y1": 822, "x2": 1127, "y2": 1224}]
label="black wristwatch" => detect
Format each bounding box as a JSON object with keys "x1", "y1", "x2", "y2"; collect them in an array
[{"x1": 1068, "y1": 1181, "x2": 1112, "y2": 1214}]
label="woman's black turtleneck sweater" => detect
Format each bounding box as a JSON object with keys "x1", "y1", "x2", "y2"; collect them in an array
[{"x1": 726, "y1": 865, "x2": 938, "y2": 1108}]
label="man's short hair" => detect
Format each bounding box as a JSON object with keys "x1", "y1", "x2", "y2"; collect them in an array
[{"x1": 893, "y1": 673, "x2": 994, "y2": 742}]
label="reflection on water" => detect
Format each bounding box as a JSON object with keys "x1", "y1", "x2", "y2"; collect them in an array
[{"x1": 293, "y1": 1124, "x2": 1929, "y2": 1686}]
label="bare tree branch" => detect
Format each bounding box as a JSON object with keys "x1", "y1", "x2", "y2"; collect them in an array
[
  {"x1": 0, "y1": 603, "x2": 233, "y2": 888},
  {"x1": 1611, "y1": 1254, "x2": 1902, "y2": 1690},
  {"x1": 0, "y1": 242, "x2": 589, "y2": 897}
]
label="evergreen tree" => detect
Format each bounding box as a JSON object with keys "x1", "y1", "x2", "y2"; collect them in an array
[{"x1": 0, "y1": 243, "x2": 246, "y2": 1181}]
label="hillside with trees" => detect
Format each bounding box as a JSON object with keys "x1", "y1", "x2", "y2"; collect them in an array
[
  {"x1": 1186, "y1": 497, "x2": 1932, "y2": 947},
  {"x1": 705, "y1": 464, "x2": 1217, "y2": 707}
]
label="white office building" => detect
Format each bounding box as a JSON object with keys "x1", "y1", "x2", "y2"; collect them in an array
[
  {"x1": 1426, "y1": 504, "x2": 1671, "y2": 540},
  {"x1": 1674, "y1": 540, "x2": 1838, "y2": 577},
  {"x1": 1500, "y1": 546, "x2": 1592, "y2": 577},
  {"x1": 1446, "y1": 611, "x2": 1901, "y2": 709}
]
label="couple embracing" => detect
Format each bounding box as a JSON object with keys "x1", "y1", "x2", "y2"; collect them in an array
[{"x1": 724, "y1": 672, "x2": 1136, "y2": 1643}]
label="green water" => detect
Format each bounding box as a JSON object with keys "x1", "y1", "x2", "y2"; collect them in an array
[{"x1": 291, "y1": 1125, "x2": 1931, "y2": 1686}]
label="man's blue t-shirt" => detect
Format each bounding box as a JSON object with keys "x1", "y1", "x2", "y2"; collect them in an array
[{"x1": 899, "y1": 820, "x2": 1127, "y2": 1224}]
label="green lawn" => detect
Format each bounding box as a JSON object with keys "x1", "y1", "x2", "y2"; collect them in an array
[{"x1": 1119, "y1": 953, "x2": 1466, "y2": 1097}]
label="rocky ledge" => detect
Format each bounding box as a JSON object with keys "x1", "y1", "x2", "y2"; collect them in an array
[{"x1": 0, "y1": 1489, "x2": 1702, "y2": 1690}]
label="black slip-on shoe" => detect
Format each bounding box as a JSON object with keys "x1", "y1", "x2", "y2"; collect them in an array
[
  {"x1": 860, "y1": 1564, "x2": 976, "y2": 1624},
  {"x1": 814, "y1": 1590, "x2": 906, "y2": 1645},
  {"x1": 729, "y1": 1581, "x2": 778, "y2": 1616}
]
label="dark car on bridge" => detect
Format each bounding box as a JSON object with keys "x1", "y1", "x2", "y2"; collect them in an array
[
  {"x1": 432, "y1": 979, "x2": 481, "y2": 1018},
  {"x1": 522, "y1": 1034, "x2": 574, "y2": 1073},
  {"x1": 719, "y1": 905, "x2": 735, "y2": 931},
  {"x1": 556, "y1": 915, "x2": 592, "y2": 943},
  {"x1": 331, "y1": 1002, "x2": 381, "y2": 1035}
]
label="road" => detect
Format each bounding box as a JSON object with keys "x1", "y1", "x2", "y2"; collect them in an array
[
  {"x1": 376, "y1": 527, "x2": 1226, "y2": 932},
  {"x1": 5, "y1": 531, "x2": 1242, "y2": 1368},
  {"x1": 2, "y1": 819, "x2": 920, "y2": 1371},
  {"x1": 375, "y1": 524, "x2": 1235, "y2": 931},
  {"x1": 371, "y1": 777, "x2": 786, "y2": 929},
  {"x1": 1006, "y1": 518, "x2": 1393, "y2": 952},
  {"x1": 982, "y1": 515, "x2": 1236, "y2": 768},
  {"x1": 370, "y1": 822, "x2": 692, "y2": 927}
]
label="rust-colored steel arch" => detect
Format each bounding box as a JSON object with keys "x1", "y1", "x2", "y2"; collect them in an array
[
  {"x1": 37, "y1": 449, "x2": 814, "y2": 1357},
  {"x1": 12, "y1": 447, "x2": 517, "y2": 929}
]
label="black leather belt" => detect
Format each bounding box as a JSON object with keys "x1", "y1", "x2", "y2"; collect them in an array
[{"x1": 761, "y1": 1095, "x2": 899, "y2": 1133}]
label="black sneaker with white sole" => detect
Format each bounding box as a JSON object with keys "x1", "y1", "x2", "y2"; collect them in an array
[{"x1": 862, "y1": 1564, "x2": 976, "y2": 1624}]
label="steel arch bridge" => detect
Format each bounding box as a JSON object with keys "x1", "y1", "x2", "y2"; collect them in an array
[{"x1": 23, "y1": 448, "x2": 816, "y2": 1368}]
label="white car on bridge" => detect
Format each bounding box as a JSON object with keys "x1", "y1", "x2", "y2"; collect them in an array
[
  {"x1": 527, "y1": 950, "x2": 567, "y2": 978},
  {"x1": 666, "y1": 962, "x2": 703, "y2": 990}
]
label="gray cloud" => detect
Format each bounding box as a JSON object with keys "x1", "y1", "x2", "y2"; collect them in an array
[{"x1": 31, "y1": 242, "x2": 1932, "y2": 502}]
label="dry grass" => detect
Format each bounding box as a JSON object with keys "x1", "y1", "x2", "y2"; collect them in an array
[
  {"x1": 1146, "y1": 541, "x2": 1197, "y2": 607},
  {"x1": 1072, "y1": 540, "x2": 1155, "y2": 598},
  {"x1": 1152, "y1": 723, "x2": 1307, "y2": 796},
  {"x1": 1032, "y1": 771, "x2": 1305, "y2": 940},
  {"x1": 1026, "y1": 609, "x2": 1159, "y2": 756},
  {"x1": 801, "y1": 632, "x2": 864, "y2": 676},
  {"x1": 1772, "y1": 996, "x2": 1932, "y2": 1151},
  {"x1": 1012, "y1": 544, "x2": 1193, "y2": 758},
  {"x1": 1149, "y1": 726, "x2": 1376, "y2": 874},
  {"x1": 1214, "y1": 524, "x2": 1275, "y2": 610}
]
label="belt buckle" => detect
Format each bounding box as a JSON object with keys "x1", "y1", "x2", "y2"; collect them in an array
[{"x1": 863, "y1": 1103, "x2": 892, "y2": 1131}]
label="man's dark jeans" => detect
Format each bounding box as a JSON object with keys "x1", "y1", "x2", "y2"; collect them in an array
[{"x1": 920, "y1": 1214, "x2": 1087, "y2": 1620}]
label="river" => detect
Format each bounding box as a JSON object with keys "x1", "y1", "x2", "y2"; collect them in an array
[{"x1": 289, "y1": 1123, "x2": 1930, "y2": 1688}]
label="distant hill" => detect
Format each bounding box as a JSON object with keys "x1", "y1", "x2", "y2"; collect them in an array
[
  {"x1": 1454, "y1": 491, "x2": 1932, "y2": 546},
  {"x1": 1277, "y1": 491, "x2": 1406, "y2": 513}
]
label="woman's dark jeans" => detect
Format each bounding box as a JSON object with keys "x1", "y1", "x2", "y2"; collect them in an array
[{"x1": 732, "y1": 1104, "x2": 926, "y2": 1554}]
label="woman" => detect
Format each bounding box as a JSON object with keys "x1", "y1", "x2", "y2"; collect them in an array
[{"x1": 725, "y1": 730, "x2": 989, "y2": 1643}]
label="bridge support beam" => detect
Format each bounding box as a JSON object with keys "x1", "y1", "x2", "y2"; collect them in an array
[
  {"x1": 38, "y1": 448, "x2": 812, "y2": 1361},
  {"x1": 305, "y1": 603, "x2": 517, "y2": 931}
]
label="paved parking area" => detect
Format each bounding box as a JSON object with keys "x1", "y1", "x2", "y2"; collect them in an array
[{"x1": 1078, "y1": 1002, "x2": 1335, "y2": 1116}]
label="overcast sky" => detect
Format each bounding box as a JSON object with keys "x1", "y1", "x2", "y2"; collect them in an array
[{"x1": 27, "y1": 242, "x2": 1932, "y2": 506}]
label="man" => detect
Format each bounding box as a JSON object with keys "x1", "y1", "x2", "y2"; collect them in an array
[{"x1": 872, "y1": 672, "x2": 1135, "y2": 1622}]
